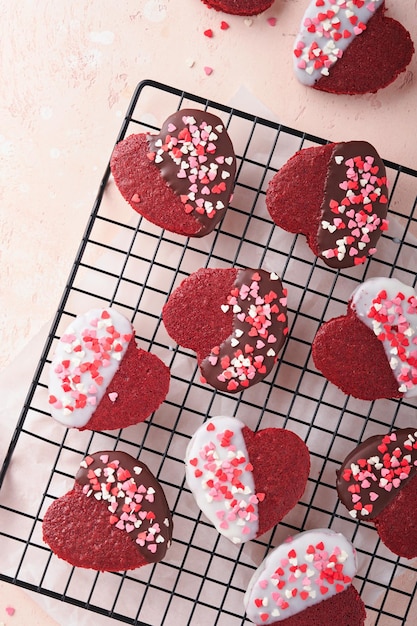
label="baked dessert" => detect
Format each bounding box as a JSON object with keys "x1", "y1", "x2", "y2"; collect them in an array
[
  {"x1": 42, "y1": 450, "x2": 173, "y2": 571},
  {"x1": 200, "y1": 0, "x2": 274, "y2": 15},
  {"x1": 337, "y1": 428, "x2": 417, "y2": 559},
  {"x1": 244, "y1": 528, "x2": 366, "y2": 625},
  {"x1": 162, "y1": 267, "x2": 288, "y2": 393},
  {"x1": 265, "y1": 140, "x2": 389, "y2": 269},
  {"x1": 48, "y1": 308, "x2": 170, "y2": 430},
  {"x1": 312, "y1": 277, "x2": 417, "y2": 400},
  {"x1": 293, "y1": 1, "x2": 414, "y2": 94},
  {"x1": 185, "y1": 415, "x2": 310, "y2": 544},
  {"x1": 110, "y1": 109, "x2": 236, "y2": 238}
]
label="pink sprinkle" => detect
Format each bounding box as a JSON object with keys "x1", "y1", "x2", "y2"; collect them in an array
[
  {"x1": 6, "y1": 606, "x2": 15, "y2": 616},
  {"x1": 108, "y1": 392, "x2": 118, "y2": 403},
  {"x1": 204, "y1": 66, "x2": 213, "y2": 76},
  {"x1": 267, "y1": 17, "x2": 277, "y2": 27}
]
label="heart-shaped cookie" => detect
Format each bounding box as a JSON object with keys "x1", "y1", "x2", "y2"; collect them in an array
[
  {"x1": 42, "y1": 451, "x2": 173, "y2": 571},
  {"x1": 110, "y1": 109, "x2": 236, "y2": 238},
  {"x1": 294, "y1": 1, "x2": 414, "y2": 94},
  {"x1": 244, "y1": 528, "x2": 366, "y2": 625},
  {"x1": 266, "y1": 141, "x2": 389, "y2": 269},
  {"x1": 163, "y1": 267, "x2": 288, "y2": 393},
  {"x1": 312, "y1": 277, "x2": 417, "y2": 400},
  {"x1": 337, "y1": 428, "x2": 417, "y2": 559},
  {"x1": 48, "y1": 308, "x2": 170, "y2": 430},
  {"x1": 200, "y1": 0, "x2": 274, "y2": 15},
  {"x1": 185, "y1": 416, "x2": 310, "y2": 544}
]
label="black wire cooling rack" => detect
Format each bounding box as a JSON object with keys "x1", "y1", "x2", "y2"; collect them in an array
[{"x1": 1, "y1": 79, "x2": 417, "y2": 626}]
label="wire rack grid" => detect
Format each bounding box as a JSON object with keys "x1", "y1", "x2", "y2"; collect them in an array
[{"x1": 1, "y1": 79, "x2": 417, "y2": 626}]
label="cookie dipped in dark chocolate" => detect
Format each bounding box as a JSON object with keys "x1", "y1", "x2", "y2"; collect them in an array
[
  {"x1": 317, "y1": 141, "x2": 388, "y2": 268},
  {"x1": 336, "y1": 428, "x2": 417, "y2": 520},
  {"x1": 76, "y1": 451, "x2": 173, "y2": 563},
  {"x1": 147, "y1": 109, "x2": 236, "y2": 237},
  {"x1": 200, "y1": 268, "x2": 288, "y2": 393}
]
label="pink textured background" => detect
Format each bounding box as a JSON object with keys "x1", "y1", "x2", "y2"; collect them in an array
[{"x1": 1, "y1": 1, "x2": 416, "y2": 623}]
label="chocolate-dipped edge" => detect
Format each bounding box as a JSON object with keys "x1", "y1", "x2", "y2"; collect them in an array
[
  {"x1": 336, "y1": 428, "x2": 417, "y2": 520},
  {"x1": 76, "y1": 451, "x2": 173, "y2": 563},
  {"x1": 317, "y1": 141, "x2": 388, "y2": 269},
  {"x1": 200, "y1": 268, "x2": 288, "y2": 393},
  {"x1": 147, "y1": 109, "x2": 236, "y2": 237}
]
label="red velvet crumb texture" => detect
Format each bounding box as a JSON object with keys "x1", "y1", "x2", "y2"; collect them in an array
[
  {"x1": 110, "y1": 133, "x2": 203, "y2": 237},
  {"x1": 201, "y1": 0, "x2": 274, "y2": 16},
  {"x1": 373, "y1": 473, "x2": 417, "y2": 559},
  {"x1": 82, "y1": 339, "x2": 170, "y2": 431},
  {"x1": 242, "y1": 425, "x2": 310, "y2": 537},
  {"x1": 311, "y1": 305, "x2": 400, "y2": 401},
  {"x1": 266, "y1": 142, "x2": 334, "y2": 256},
  {"x1": 42, "y1": 482, "x2": 149, "y2": 572},
  {"x1": 162, "y1": 267, "x2": 238, "y2": 362}
]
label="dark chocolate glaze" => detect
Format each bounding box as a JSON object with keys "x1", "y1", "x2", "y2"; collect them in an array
[
  {"x1": 336, "y1": 428, "x2": 417, "y2": 520},
  {"x1": 76, "y1": 451, "x2": 173, "y2": 563},
  {"x1": 318, "y1": 141, "x2": 388, "y2": 269},
  {"x1": 147, "y1": 109, "x2": 236, "y2": 237},
  {"x1": 200, "y1": 268, "x2": 288, "y2": 393}
]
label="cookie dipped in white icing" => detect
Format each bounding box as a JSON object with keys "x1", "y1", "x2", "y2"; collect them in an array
[
  {"x1": 48, "y1": 308, "x2": 133, "y2": 428},
  {"x1": 293, "y1": 0, "x2": 384, "y2": 87},
  {"x1": 244, "y1": 528, "x2": 360, "y2": 624},
  {"x1": 185, "y1": 416, "x2": 260, "y2": 544},
  {"x1": 351, "y1": 277, "x2": 417, "y2": 398}
]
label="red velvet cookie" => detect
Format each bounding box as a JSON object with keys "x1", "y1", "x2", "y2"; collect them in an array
[
  {"x1": 48, "y1": 308, "x2": 170, "y2": 430},
  {"x1": 312, "y1": 277, "x2": 417, "y2": 400},
  {"x1": 43, "y1": 451, "x2": 173, "y2": 571},
  {"x1": 337, "y1": 428, "x2": 417, "y2": 559},
  {"x1": 162, "y1": 267, "x2": 288, "y2": 393},
  {"x1": 110, "y1": 109, "x2": 236, "y2": 238},
  {"x1": 244, "y1": 528, "x2": 366, "y2": 625},
  {"x1": 265, "y1": 141, "x2": 389, "y2": 269},
  {"x1": 185, "y1": 416, "x2": 310, "y2": 544},
  {"x1": 293, "y1": 1, "x2": 414, "y2": 94},
  {"x1": 200, "y1": 0, "x2": 274, "y2": 15}
]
